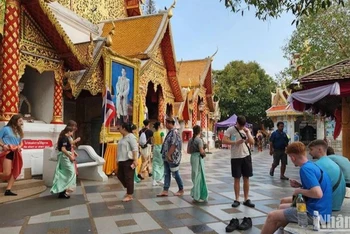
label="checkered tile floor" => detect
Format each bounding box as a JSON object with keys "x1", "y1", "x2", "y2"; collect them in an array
[{"x1": 0, "y1": 149, "x2": 299, "y2": 234}]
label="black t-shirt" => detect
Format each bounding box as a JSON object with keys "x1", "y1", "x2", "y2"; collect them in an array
[
  {"x1": 58, "y1": 136, "x2": 72, "y2": 152},
  {"x1": 139, "y1": 128, "x2": 154, "y2": 145}
]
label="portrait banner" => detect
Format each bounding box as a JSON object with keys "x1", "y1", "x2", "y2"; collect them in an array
[{"x1": 100, "y1": 48, "x2": 141, "y2": 143}]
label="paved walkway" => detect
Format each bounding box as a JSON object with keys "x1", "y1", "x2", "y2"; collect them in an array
[{"x1": 0, "y1": 149, "x2": 300, "y2": 234}]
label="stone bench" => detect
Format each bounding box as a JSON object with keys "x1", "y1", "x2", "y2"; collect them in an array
[
  {"x1": 284, "y1": 199, "x2": 350, "y2": 233},
  {"x1": 43, "y1": 145, "x2": 108, "y2": 186}
]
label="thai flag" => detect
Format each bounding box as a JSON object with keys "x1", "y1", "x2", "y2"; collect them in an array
[{"x1": 102, "y1": 86, "x2": 116, "y2": 127}]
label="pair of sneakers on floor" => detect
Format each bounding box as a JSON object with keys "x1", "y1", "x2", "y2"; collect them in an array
[{"x1": 226, "y1": 217, "x2": 252, "y2": 232}]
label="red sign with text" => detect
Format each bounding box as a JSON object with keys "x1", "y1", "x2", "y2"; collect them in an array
[{"x1": 22, "y1": 139, "x2": 53, "y2": 150}]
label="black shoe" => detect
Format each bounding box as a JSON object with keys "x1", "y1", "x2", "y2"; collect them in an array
[
  {"x1": 148, "y1": 173, "x2": 152, "y2": 177},
  {"x1": 238, "y1": 217, "x2": 252, "y2": 230},
  {"x1": 269, "y1": 167, "x2": 274, "y2": 176},
  {"x1": 280, "y1": 176, "x2": 289, "y2": 180},
  {"x1": 58, "y1": 192, "x2": 70, "y2": 199},
  {"x1": 243, "y1": 199, "x2": 255, "y2": 208},
  {"x1": 226, "y1": 218, "x2": 239, "y2": 232},
  {"x1": 231, "y1": 200, "x2": 240, "y2": 207},
  {"x1": 137, "y1": 174, "x2": 144, "y2": 180},
  {"x1": 4, "y1": 190, "x2": 17, "y2": 196}
]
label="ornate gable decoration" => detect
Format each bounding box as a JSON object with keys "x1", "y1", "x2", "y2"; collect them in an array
[
  {"x1": 151, "y1": 47, "x2": 165, "y2": 67},
  {"x1": 57, "y1": 0, "x2": 127, "y2": 23},
  {"x1": 20, "y1": 7, "x2": 58, "y2": 60}
]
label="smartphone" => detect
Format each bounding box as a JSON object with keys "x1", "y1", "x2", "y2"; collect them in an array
[{"x1": 130, "y1": 164, "x2": 135, "y2": 169}]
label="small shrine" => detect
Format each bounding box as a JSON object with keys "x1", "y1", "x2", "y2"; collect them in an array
[{"x1": 266, "y1": 87, "x2": 328, "y2": 144}]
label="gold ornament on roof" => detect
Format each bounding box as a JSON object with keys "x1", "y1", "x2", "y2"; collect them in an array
[
  {"x1": 167, "y1": 0, "x2": 176, "y2": 18},
  {"x1": 106, "y1": 21, "x2": 115, "y2": 47}
]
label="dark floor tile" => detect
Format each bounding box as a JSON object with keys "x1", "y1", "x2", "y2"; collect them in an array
[
  {"x1": 188, "y1": 224, "x2": 214, "y2": 233},
  {"x1": 84, "y1": 184, "x2": 123, "y2": 193},
  {"x1": 23, "y1": 223, "x2": 49, "y2": 234},
  {"x1": 69, "y1": 218, "x2": 92, "y2": 233},
  {"x1": 182, "y1": 207, "x2": 219, "y2": 223},
  {"x1": 89, "y1": 202, "x2": 111, "y2": 217}
]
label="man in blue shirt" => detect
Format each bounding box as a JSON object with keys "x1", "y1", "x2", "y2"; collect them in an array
[
  {"x1": 308, "y1": 140, "x2": 345, "y2": 211},
  {"x1": 261, "y1": 142, "x2": 332, "y2": 234},
  {"x1": 327, "y1": 146, "x2": 350, "y2": 188},
  {"x1": 269, "y1": 122, "x2": 289, "y2": 180}
]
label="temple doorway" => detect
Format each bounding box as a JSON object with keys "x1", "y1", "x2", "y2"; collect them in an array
[
  {"x1": 64, "y1": 90, "x2": 103, "y2": 153},
  {"x1": 19, "y1": 66, "x2": 55, "y2": 123},
  {"x1": 145, "y1": 81, "x2": 160, "y2": 121},
  {"x1": 166, "y1": 103, "x2": 173, "y2": 117}
]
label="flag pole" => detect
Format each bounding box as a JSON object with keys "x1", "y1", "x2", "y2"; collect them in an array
[{"x1": 101, "y1": 86, "x2": 107, "y2": 158}]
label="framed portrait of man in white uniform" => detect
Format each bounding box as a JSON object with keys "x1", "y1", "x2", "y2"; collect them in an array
[{"x1": 102, "y1": 49, "x2": 140, "y2": 142}]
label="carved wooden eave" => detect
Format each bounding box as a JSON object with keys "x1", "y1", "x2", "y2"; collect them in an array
[
  {"x1": 177, "y1": 57, "x2": 215, "y2": 112},
  {"x1": 19, "y1": 5, "x2": 64, "y2": 77},
  {"x1": 141, "y1": 18, "x2": 183, "y2": 102},
  {"x1": 22, "y1": 0, "x2": 90, "y2": 71},
  {"x1": 68, "y1": 39, "x2": 106, "y2": 97},
  {"x1": 266, "y1": 104, "x2": 303, "y2": 117},
  {"x1": 174, "y1": 88, "x2": 190, "y2": 121}
]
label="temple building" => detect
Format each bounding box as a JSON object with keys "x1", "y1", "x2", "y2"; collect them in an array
[
  {"x1": 0, "y1": 0, "x2": 217, "y2": 178},
  {"x1": 175, "y1": 56, "x2": 218, "y2": 150}
]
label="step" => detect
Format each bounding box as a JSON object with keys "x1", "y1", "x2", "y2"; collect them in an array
[
  {"x1": 0, "y1": 185, "x2": 47, "y2": 204},
  {"x1": 0, "y1": 179, "x2": 45, "y2": 192},
  {"x1": 0, "y1": 179, "x2": 46, "y2": 204}
]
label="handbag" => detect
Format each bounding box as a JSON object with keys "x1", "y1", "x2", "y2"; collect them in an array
[{"x1": 126, "y1": 137, "x2": 134, "y2": 160}]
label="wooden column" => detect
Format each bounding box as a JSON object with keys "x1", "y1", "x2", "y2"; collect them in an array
[
  {"x1": 158, "y1": 90, "x2": 165, "y2": 123},
  {"x1": 0, "y1": 0, "x2": 20, "y2": 121},
  {"x1": 192, "y1": 100, "x2": 197, "y2": 127},
  {"x1": 51, "y1": 69, "x2": 64, "y2": 124},
  {"x1": 342, "y1": 97, "x2": 350, "y2": 159},
  {"x1": 200, "y1": 99, "x2": 207, "y2": 129}
]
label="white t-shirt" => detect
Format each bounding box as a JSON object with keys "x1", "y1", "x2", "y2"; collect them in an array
[{"x1": 224, "y1": 126, "x2": 250, "y2": 159}]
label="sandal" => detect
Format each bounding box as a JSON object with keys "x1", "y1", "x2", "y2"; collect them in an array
[
  {"x1": 174, "y1": 190, "x2": 184, "y2": 196},
  {"x1": 156, "y1": 191, "x2": 169, "y2": 197},
  {"x1": 122, "y1": 196, "x2": 133, "y2": 202}
]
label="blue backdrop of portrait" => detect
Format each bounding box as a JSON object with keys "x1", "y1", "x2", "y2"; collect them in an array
[{"x1": 111, "y1": 61, "x2": 134, "y2": 105}]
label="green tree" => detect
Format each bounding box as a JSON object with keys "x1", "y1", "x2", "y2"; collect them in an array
[
  {"x1": 220, "y1": 0, "x2": 345, "y2": 24},
  {"x1": 144, "y1": 0, "x2": 157, "y2": 15},
  {"x1": 214, "y1": 61, "x2": 276, "y2": 125},
  {"x1": 282, "y1": 2, "x2": 350, "y2": 76}
]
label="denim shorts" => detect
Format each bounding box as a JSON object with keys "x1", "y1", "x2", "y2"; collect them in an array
[{"x1": 284, "y1": 207, "x2": 313, "y2": 225}]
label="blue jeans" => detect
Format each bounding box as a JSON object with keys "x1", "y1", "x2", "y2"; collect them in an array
[{"x1": 163, "y1": 161, "x2": 183, "y2": 191}]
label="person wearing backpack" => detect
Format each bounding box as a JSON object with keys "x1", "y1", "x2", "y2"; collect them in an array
[{"x1": 138, "y1": 119, "x2": 153, "y2": 179}]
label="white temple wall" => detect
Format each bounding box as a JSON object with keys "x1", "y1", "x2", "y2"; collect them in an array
[{"x1": 20, "y1": 67, "x2": 54, "y2": 123}]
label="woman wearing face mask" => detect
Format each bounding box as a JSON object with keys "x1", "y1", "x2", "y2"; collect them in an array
[
  {"x1": 0, "y1": 114, "x2": 24, "y2": 196},
  {"x1": 117, "y1": 123, "x2": 139, "y2": 202}
]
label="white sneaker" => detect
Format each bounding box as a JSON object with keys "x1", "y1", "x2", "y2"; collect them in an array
[{"x1": 152, "y1": 180, "x2": 159, "y2": 186}]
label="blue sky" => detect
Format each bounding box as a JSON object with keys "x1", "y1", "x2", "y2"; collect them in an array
[{"x1": 159, "y1": 0, "x2": 296, "y2": 78}]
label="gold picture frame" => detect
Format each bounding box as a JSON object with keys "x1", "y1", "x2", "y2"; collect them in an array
[{"x1": 100, "y1": 48, "x2": 141, "y2": 143}]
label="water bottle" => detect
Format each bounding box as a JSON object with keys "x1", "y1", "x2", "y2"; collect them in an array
[
  {"x1": 313, "y1": 210, "x2": 320, "y2": 231},
  {"x1": 296, "y1": 194, "x2": 308, "y2": 228}
]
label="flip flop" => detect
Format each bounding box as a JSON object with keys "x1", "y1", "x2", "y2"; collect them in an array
[
  {"x1": 156, "y1": 192, "x2": 168, "y2": 197},
  {"x1": 122, "y1": 196, "x2": 133, "y2": 202},
  {"x1": 174, "y1": 190, "x2": 184, "y2": 196}
]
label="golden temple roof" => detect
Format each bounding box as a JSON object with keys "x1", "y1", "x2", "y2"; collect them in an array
[
  {"x1": 177, "y1": 59, "x2": 211, "y2": 87},
  {"x1": 101, "y1": 14, "x2": 166, "y2": 58}
]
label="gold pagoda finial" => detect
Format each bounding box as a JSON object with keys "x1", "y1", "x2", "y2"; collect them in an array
[
  {"x1": 87, "y1": 33, "x2": 94, "y2": 64},
  {"x1": 106, "y1": 21, "x2": 115, "y2": 47},
  {"x1": 167, "y1": 0, "x2": 177, "y2": 18},
  {"x1": 210, "y1": 47, "x2": 219, "y2": 60}
]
